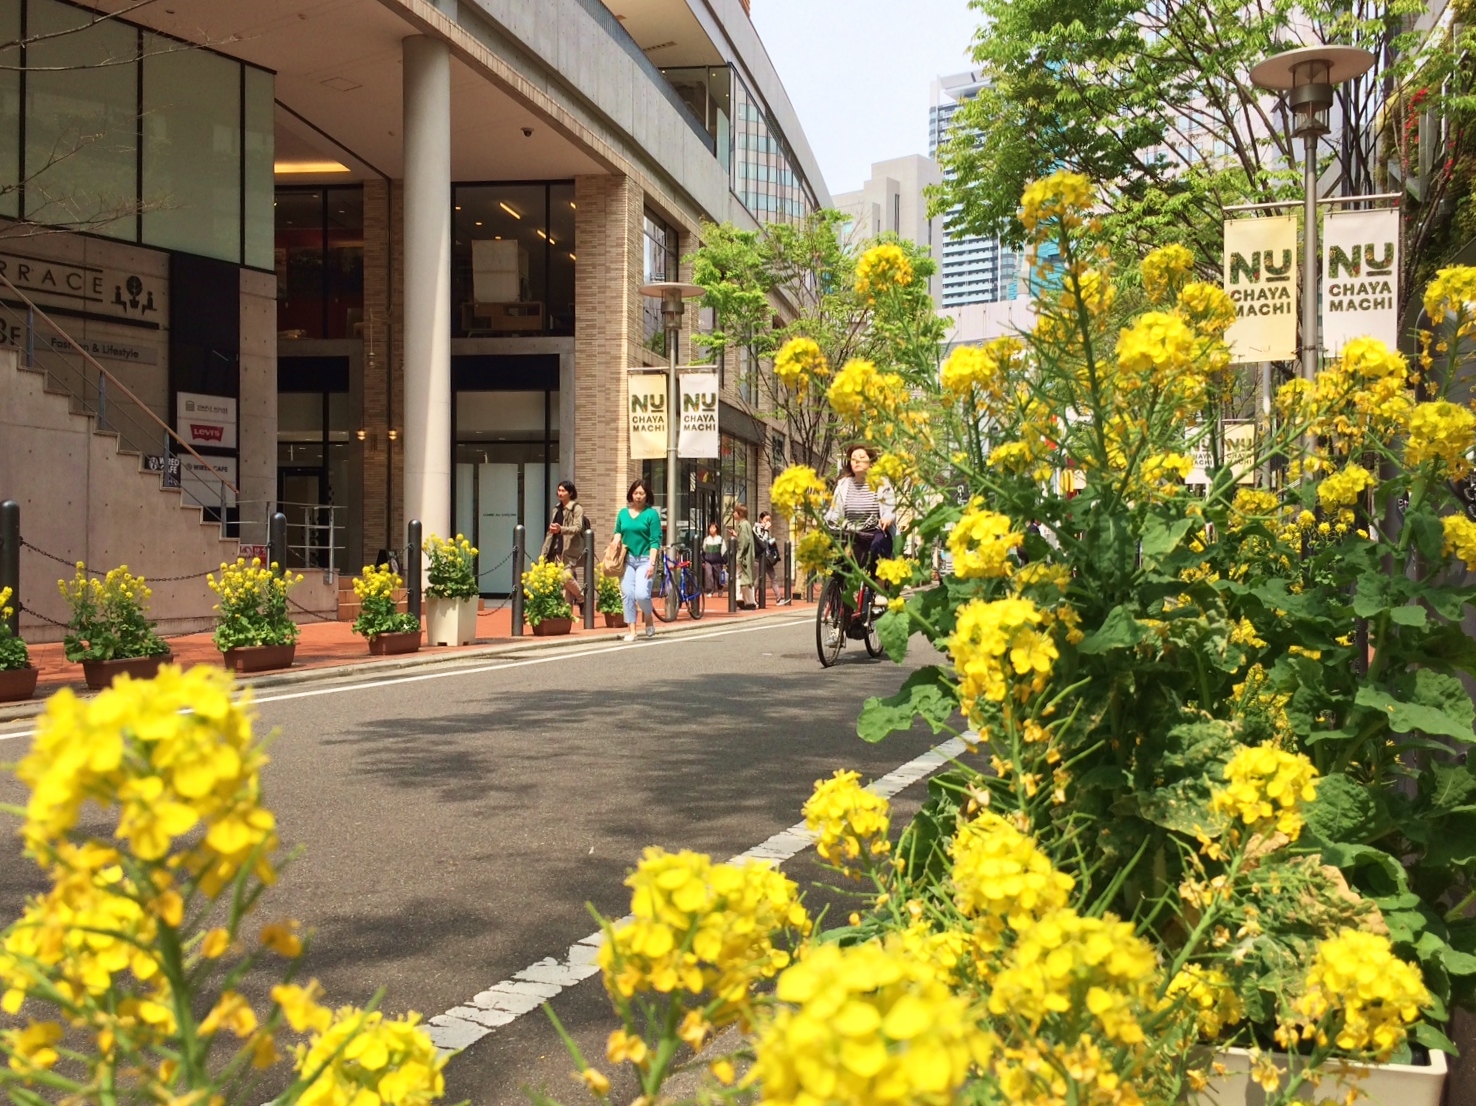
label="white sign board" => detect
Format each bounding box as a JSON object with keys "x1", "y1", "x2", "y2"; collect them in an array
[
  {"x1": 1322, "y1": 208, "x2": 1399, "y2": 354},
  {"x1": 179, "y1": 454, "x2": 237, "y2": 509},
  {"x1": 627, "y1": 372, "x2": 667, "y2": 460},
  {"x1": 176, "y1": 391, "x2": 237, "y2": 451},
  {"x1": 678, "y1": 370, "x2": 720, "y2": 459},
  {"x1": 1186, "y1": 421, "x2": 1257, "y2": 486},
  {"x1": 1223, "y1": 214, "x2": 1298, "y2": 364}
]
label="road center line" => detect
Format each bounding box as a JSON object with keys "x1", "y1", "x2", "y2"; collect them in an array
[{"x1": 422, "y1": 735, "x2": 969, "y2": 1055}]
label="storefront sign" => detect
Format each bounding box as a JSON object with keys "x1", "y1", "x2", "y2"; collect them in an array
[
  {"x1": 1322, "y1": 208, "x2": 1399, "y2": 354},
  {"x1": 176, "y1": 391, "x2": 237, "y2": 451},
  {"x1": 43, "y1": 334, "x2": 158, "y2": 365},
  {"x1": 677, "y1": 369, "x2": 719, "y2": 459},
  {"x1": 1186, "y1": 421, "x2": 1257, "y2": 485},
  {"x1": 0, "y1": 250, "x2": 166, "y2": 324},
  {"x1": 179, "y1": 455, "x2": 237, "y2": 509},
  {"x1": 1223, "y1": 215, "x2": 1297, "y2": 364},
  {"x1": 627, "y1": 372, "x2": 668, "y2": 460}
]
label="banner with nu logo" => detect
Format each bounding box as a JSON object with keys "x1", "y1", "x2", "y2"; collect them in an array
[
  {"x1": 677, "y1": 369, "x2": 720, "y2": 459},
  {"x1": 1223, "y1": 214, "x2": 1298, "y2": 364},
  {"x1": 627, "y1": 372, "x2": 668, "y2": 460},
  {"x1": 1322, "y1": 208, "x2": 1398, "y2": 354}
]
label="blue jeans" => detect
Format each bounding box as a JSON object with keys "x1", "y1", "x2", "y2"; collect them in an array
[{"x1": 622, "y1": 554, "x2": 654, "y2": 623}]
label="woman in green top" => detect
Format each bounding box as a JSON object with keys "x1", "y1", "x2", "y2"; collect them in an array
[{"x1": 614, "y1": 478, "x2": 663, "y2": 640}]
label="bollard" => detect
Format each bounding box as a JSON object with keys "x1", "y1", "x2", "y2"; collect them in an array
[
  {"x1": 727, "y1": 541, "x2": 737, "y2": 613},
  {"x1": 784, "y1": 541, "x2": 793, "y2": 605},
  {"x1": 269, "y1": 511, "x2": 287, "y2": 575},
  {"x1": 0, "y1": 501, "x2": 19, "y2": 638},
  {"x1": 406, "y1": 519, "x2": 423, "y2": 620},
  {"x1": 510, "y1": 523, "x2": 526, "y2": 635},
  {"x1": 583, "y1": 522, "x2": 595, "y2": 630}
]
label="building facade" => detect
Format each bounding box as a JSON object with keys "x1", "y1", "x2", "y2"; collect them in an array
[
  {"x1": 832, "y1": 155, "x2": 943, "y2": 301},
  {"x1": 0, "y1": 0, "x2": 828, "y2": 629}
]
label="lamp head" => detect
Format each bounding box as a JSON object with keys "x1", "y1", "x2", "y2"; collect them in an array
[{"x1": 1250, "y1": 45, "x2": 1375, "y2": 138}]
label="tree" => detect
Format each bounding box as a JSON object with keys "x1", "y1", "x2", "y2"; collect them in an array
[
  {"x1": 934, "y1": 0, "x2": 1475, "y2": 319},
  {"x1": 688, "y1": 212, "x2": 945, "y2": 475}
]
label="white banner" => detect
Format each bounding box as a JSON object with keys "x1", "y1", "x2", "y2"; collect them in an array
[
  {"x1": 678, "y1": 369, "x2": 719, "y2": 459},
  {"x1": 1223, "y1": 214, "x2": 1298, "y2": 364},
  {"x1": 627, "y1": 372, "x2": 668, "y2": 460},
  {"x1": 1322, "y1": 208, "x2": 1399, "y2": 354},
  {"x1": 176, "y1": 391, "x2": 237, "y2": 451}
]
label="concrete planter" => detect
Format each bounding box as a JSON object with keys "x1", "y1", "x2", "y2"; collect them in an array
[
  {"x1": 531, "y1": 617, "x2": 573, "y2": 637},
  {"x1": 0, "y1": 665, "x2": 39, "y2": 702},
  {"x1": 426, "y1": 596, "x2": 476, "y2": 646},
  {"x1": 221, "y1": 644, "x2": 296, "y2": 674},
  {"x1": 367, "y1": 630, "x2": 421, "y2": 656},
  {"x1": 82, "y1": 653, "x2": 173, "y2": 691},
  {"x1": 1205, "y1": 1045, "x2": 1446, "y2": 1105}
]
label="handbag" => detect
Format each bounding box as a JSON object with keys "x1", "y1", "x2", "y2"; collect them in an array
[{"x1": 600, "y1": 534, "x2": 627, "y2": 577}]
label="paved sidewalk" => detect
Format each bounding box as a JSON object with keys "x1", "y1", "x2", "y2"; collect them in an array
[{"x1": 4, "y1": 593, "x2": 814, "y2": 719}]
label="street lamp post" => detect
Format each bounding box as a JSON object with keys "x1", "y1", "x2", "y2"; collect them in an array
[
  {"x1": 1249, "y1": 45, "x2": 1374, "y2": 385},
  {"x1": 639, "y1": 281, "x2": 706, "y2": 617}
]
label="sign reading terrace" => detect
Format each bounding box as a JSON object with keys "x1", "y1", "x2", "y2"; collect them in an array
[
  {"x1": 1321, "y1": 207, "x2": 1399, "y2": 354},
  {"x1": 1222, "y1": 214, "x2": 1297, "y2": 364}
]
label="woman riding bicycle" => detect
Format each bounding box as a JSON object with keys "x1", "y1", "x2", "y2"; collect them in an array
[{"x1": 826, "y1": 444, "x2": 896, "y2": 630}]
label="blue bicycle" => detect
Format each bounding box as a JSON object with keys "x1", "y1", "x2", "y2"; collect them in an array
[{"x1": 650, "y1": 547, "x2": 705, "y2": 621}]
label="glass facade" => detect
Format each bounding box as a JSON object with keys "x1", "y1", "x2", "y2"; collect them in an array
[
  {"x1": 1, "y1": 0, "x2": 273, "y2": 264},
  {"x1": 642, "y1": 208, "x2": 677, "y2": 353},
  {"x1": 451, "y1": 181, "x2": 575, "y2": 337},
  {"x1": 731, "y1": 75, "x2": 814, "y2": 227},
  {"x1": 274, "y1": 186, "x2": 365, "y2": 340},
  {"x1": 660, "y1": 66, "x2": 732, "y2": 173}
]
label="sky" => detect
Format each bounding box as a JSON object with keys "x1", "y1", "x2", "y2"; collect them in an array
[{"x1": 749, "y1": 0, "x2": 983, "y2": 199}]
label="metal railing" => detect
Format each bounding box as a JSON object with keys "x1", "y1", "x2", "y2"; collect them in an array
[
  {"x1": 0, "y1": 271, "x2": 238, "y2": 519},
  {"x1": 237, "y1": 501, "x2": 346, "y2": 577}
]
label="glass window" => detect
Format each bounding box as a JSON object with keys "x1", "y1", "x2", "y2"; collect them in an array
[
  {"x1": 24, "y1": 0, "x2": 138, "y2": 238},
  {"x1": 243, "y1": 67, "x2": 275, "y2": 270},
  {"x1": 142, "y1": 38, "x2": 241, "y2": 261},
  {"x1": 275, "y1": 188, "x2": 324, "y2": 338},
  {"x1": 325, "y1": 187, "x2": 363, "y2": 339},
  {"x1": 452, "y1": 183, "x2": 563, "y2": 337},
  {"x1": 547, "y1": 183, "x2": 575, "y2": 334},
  {"x1": 0, "y1": 0, "x2": 18, "y2": 219},
  {"x1": 642, "y1": 209, "x2": 676, "y2": 352}
]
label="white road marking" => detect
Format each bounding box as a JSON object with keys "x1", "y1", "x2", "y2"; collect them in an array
[
  {"x1": 423, "y1": 735, "x2": 969, "y2": 1056},
  {"x1": 0, "y1": 617, "x2": 812, "y2": 742}
]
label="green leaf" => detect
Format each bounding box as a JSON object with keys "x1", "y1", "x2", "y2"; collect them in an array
[
  {"x1": 1424, "y1": 761, "x2": 1476, "y2": 814},
  {"x1": 1140, "y1": 514, "x2": 1196, "y2": 563},
  {"x1": 1355, "y1": 677, "x2": 1476, "y2": 742},
  {"x1": 857, "y1": 667, "x2": 958, "y2": 743},
  {"x1": 1077, "y1": 605, "x2": 1149, "y2": 655},
  {"x1": 876, "y1": 610, "x2": 909, "y2": 663},
  {"x1": 1410, "y1": 512, "x2": 1447, "y2": 561},
  {"x1": 1303, "y1": 773, "x2": 1379, "y2": 843},
  {"x1": 1354, "y1": 574, "x2": 1389, "y2": 618},
  {"x1": 1411, "y1": 1021, "x2": 1458, "y2": 1055},
  {"x1": 1390, "y1": 604, "x2": 1429, "y2": 627},
  {"x1": 1422, "y1": 814, "x2": 1476, "y2": 868}
]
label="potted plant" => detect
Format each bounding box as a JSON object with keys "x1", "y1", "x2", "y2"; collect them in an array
[
  {"x1": 58, "y1": 563, "x2": 172, "y2": 689},
  {"x1": 0, "y1": 586, "x2": 37, "y2": 702},
  {"x1": 351, "y1": 564, "x2": 421, "y2": 655},
  {"x1": 596, "y1": 571, "x2": 625, "y2": 628},
  {"x1": 522, "y1": 557, "x2": 573, "y2": 636},
  {"x1": 423, "y1": 533, "x2": 478, "y2": 646},
  {"x1": 207, "y1": 558, "x2": 303, "y2": 673}
]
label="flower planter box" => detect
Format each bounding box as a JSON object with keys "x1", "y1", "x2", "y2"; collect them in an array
[
  {"x1": 82, "y1": 653, "x2": 173, "y2": 691},
  {"x1": 1205, "y1": 1045, "x2": 1446, "y2": 1105},
  {"x1": 426, "y1": 596, "x2": 476, "y2": 646},
  {"x1": 0, "y1": 665, "x2": 40, "y2": 702},
  {"x1": 368, "y1": 630, "x2": 421, "y2": 656},
  {"x1": 221, "y1": 644, "x2": 296, "y2": 674},
  {"x1": 531, "y1": 617, "x2": 573, "y2": 637},
  {"x1": 602, "y1": 613, "x2": 627, "y2": 628}
]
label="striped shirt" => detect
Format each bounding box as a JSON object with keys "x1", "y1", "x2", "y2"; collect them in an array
[{"x1": 838, "y1": 478, "x2": 881, "y2": 529}]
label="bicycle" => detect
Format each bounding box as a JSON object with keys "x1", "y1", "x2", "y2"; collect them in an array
[
  {"x1": 816, "y1": 537, "x2": 885, "y2": 667},
  {"x1": 650, "y1": 547, "x2": 705, "y2": 622}
]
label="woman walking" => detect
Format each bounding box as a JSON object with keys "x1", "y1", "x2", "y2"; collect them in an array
[
  {"x1": 613, "y1": 478, "x2": 662, "y2": 641},
  {"x1": 733, "y1": 503, "x2": 756, "y2": 609},
  {"x1": 700, "y1": 521, "x2": 727, "y2": 596},
  {"x1": 539, "y1": 479, "x2": 586, "y2": 606}
]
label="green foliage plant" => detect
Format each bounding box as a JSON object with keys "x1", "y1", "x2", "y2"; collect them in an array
[
  {"x1": 350, "y1": 565, "x2": 420, "y2": 640},
  {"x1": 422, "y1": 534, "x2": 478, "y2": 600},
  {"x1": 0, "y1": 587, "x2": 28, "y2": 671},
  {"x1": 206, "y1": 558, "x2": 302, "y2": 653},
  {"x1": 58, "y1": 564, "x2": 169, "y2": 663}
]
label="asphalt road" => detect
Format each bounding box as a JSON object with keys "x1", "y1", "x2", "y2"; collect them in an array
[{"x1": 0, "y1": 616, "x2": 960, "y2": 1105}]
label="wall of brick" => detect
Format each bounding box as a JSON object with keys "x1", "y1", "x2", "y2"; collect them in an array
[{"x1": 361, "y1": 178, "x2": 406, "y2": 567}]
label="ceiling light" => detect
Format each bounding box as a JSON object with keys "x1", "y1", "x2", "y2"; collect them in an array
[
  {"x1": 536, "y1": 229, "x2": 547, "y2": 239},
  {"x1": 569, "y1": 201, "x2": 576, "y2": 209},
  {"x1": 455, "y1": 205, "x2": 461, "y2": 211},
  {"x1": 499, "y1": 202, "x2": 521, "y2": 219},
  {"x1": 274, "y1": 160, "x2": 350, "y2": 175},
  {"x1": 475, "y1": 221, "x2": 483, "y2": 226},
  {"x1": 568, "y1": 252, "x2": 576, "y2": 261}
]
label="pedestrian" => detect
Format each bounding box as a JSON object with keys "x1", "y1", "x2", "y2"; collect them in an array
[
  {"x1": 732, "y1": 503, "x2": 756, "y2": 608},
  {"x1": 539, "y1": 479, "x2": 586, "y2": 606},
  {"x1": 755, "y1": 510, "x2": 786, "y2": 604},
  {"x1": 612, "y1": 478, "x2": 662, "y2": 641},
  {"x1": 700, "y1": 521, "x2": 727, "y2": 596}
]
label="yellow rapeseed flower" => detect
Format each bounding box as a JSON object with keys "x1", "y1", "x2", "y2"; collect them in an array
[
  {"x1": 773, "y1": 336, "x2": 829, "y2": 389},
  {"x1": 803, "y1": 770, "x2": 891, "y2": 876},
  {"x1": 1141, "y1": 244, "x2": 1195, "y2": 304},
  {"x1": 1294, "y1": 929, "x2": 1428, "y2": 1059},
  {"x1": 854, "y1": 243, "x2": 913, "y2": 299},
  {"x1": 1209, "y1": 744, "x2": 1319, "y2": 840}
]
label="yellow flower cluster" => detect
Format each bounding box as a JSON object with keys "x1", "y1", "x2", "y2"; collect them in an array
[
  {"x1": 1404, "y1": 400, "x2": 1475, "y2": 475},
  {"x1": 292, "y1": 1004, "x2": 447, "y2": 1106},
  {"x1": 1166, "y1": 964, "x2": 1244, "y2": 1041},
  {"x1": 1140, "y1": 244, "x2": 1195, "y2": 304},
  {"x1": 939, "y1": 338, "x2": 1022, "y2": 402},
  {"x1": 1422, "y1": 265, "x2": 1476, "y2": 333},
  {"x1": 1113, "y1": 311, "x2": 1203, "y2": 414},
  {"x1": 949, "y1": 812, "x2": 1074, "y2": 941},
  {"x1": 948, "y1": 503, "x2": 1023, "y2": 579},
  {"x1": 1176, "y1": 282, "x2": 1237, "y2": 338},
  {"x1": 1316, "y1": 463, "x2": 1375, "y2": 510},
  {"x1": 870, "y1": 451, "x2": 918, "y2": 487},
  {"x1": 751, "y1": 939, "x2": 992, "y2": 1106},
  {"x1": 1294, "y1": 929, "x2": 1429, "y2": 1059},
  {"x1": 774, "y1": 336, "x2": 829, "y2": 389},
  {"x1": 796, "y1": 528, "x2": 837, "y2": 573},
  {"x1": 1209, "y1": 744, "x2": 1319, "y2": 841},
  {"x1": 1019, "y1": 171, "x2": 1094, "y2": 239},
  {"x1": 353, "y1": 564, "x2": 403, "y2": 602},
  {"x1": 59, "y1": 563, "x2": 151, "y2": 612},
  {"x1": 854, "y1": 243, "x2": 914, "y2": 299},
  {"x1": 987, "y1": 908, "x2": 1158, "y2": 1044},
  {"x1": 208, "y1": 557, "x2": 301, "y2": 606},
  {"x1": 599, "y1": 848, "x2": 810, "y2": 1024},
  {"x1": 827, "y1": 358, "x2": 909, "y2": 421},
  {"x1": 1060, "y1": 267, "x2": 1116, "y2": 319},
  {"x1": 521, "y1": 556, "x2": 569, "y2": 600},
  {"x1": 769, "y1": 465, "x2": 830, "y2": 522},
  {"x1": 992, "y1": 1036, "x2": 1136, "y2": 1106},
  {"x1": 874, "y1": 557, "x2": 916, "y2": 588},
  {"x1": 1443, "y1": 515, "x2": 1476, "y2": 569},
  {"x1": 1281, "y1": 337, "x2": 1411, "y2": 458},
  {"x1": 803, "y1": 770, "x2": 892, "y2": 875},
  {"x1": 948, "y1": 597, "x2": 1059, "y2": 714}
]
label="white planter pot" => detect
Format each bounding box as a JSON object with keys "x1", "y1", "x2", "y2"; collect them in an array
[
  {"x1": 425, "y1": 595, "x2": 476, "y2": 646},
  {"x1": 1203, "y1": 1045, "x2": 1446, "y2": 1105}
]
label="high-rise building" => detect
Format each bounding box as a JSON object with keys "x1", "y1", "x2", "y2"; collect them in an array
[{"x1": 831, "y1": 156, "x2": 944, "y2": 300}]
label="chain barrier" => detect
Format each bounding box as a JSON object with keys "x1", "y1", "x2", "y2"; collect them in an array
[
  {"x1": 288, "y1": 595, "x2": 339, "y2": 623},
  {"x1": 20, "y1": 538, "x2": 217, "y2": 582},
  {"x1": 19, "y1": 601, "x2": 70, "y2": 629}
]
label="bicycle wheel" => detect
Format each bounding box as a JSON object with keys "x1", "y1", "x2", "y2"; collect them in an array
[
  {"x1": 684, "y1": 568, "x2": 705, "y2": 619},
  {"x1": 862, "y1": 586, "x2": 885, "y2": 657},
  {"x1": 652, "y1": 565, "x2": 676, "y2": 622},
  {"x1": 816, "y1": 577, "x2": 846, "y2": 667}
]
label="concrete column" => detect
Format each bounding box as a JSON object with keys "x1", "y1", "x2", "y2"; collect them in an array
[{"x1": 401, "y1": 35, "x2": 451, "y2": 540}]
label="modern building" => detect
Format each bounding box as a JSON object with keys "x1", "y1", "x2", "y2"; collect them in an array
[
  {"x1": 0, "y1": 0, "x2": 828, "y2": 634},
  {"x1": 831, "y1": 155, "x2": 943, "y2": 300}
]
